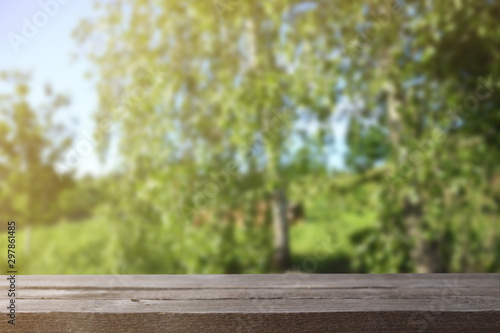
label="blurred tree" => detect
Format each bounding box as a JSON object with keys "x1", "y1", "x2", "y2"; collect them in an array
[
  {"x1": 75, "y1": 0, "x2": 500, "y2": 273},
  {"x1": 343, "y1": 0, "x2": 500, "y2": 272},
  {"x1": 58, "y1": 175, "x2": 108, "y2": 221},
  {"x1": 74, "y1": 0, "x2": 346, "y2": 272},
  {"x1": 0, "y1": 72, "x2": 74, "y2": 226}
]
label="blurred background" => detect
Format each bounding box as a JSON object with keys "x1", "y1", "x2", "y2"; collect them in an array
[{"x1": 0, "y1": 0, "x2": 499, "y2": 274}]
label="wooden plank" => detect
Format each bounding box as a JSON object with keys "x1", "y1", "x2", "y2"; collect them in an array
[
  {"x1": 1, "y1": 274, "x2": 499, "y2": 332},
  {"x1": 8, "y1": 273, "x2": 496, "y2": 289},
  {"x1": 5, "y1": 287, "x2": 498, "y2": 300}
]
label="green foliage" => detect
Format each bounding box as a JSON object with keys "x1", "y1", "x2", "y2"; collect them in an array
[
  {"x1": 58, "y1": 176, "x2": 108, "y2": 221},
  {"x1": 71, "y1": 0, "x2": 346, "y2": 273},
  {"x1": 0, "y1": 215, "x2": 273, "y2": 274},
  {"x1": 3, "y1": 0, "x2": 500, "y2": 274},
  {"x1": 70, "y1": 0, "x2": 500, "y2": 273},
  {"x1": 0, "y1": 72, "x2": 74, "y2": 226},
  {"x1": 341, "y1": 0, "x2": 500, "y2": 273}
]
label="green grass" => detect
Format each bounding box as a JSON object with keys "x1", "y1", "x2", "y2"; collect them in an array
[
  {"x1": 288, "y1": 179, "x2": 379, "y2": 273},
  {"x1": 0, "y1": 185, "x2": 378, "y2": 274},
  {"x1": 0, "y1": 218, "x2": 121, "y2": 274},
  {"x1": 289, "y1": 211, "x2": 376, "y2": 273}
]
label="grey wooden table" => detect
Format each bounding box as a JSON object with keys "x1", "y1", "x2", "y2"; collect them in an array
[{"x1": 1, "y1": 274, "x2": 499, "y2": 332}]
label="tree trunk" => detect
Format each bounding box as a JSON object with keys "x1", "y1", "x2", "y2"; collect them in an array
[
  {"x1": 271, "y1": 189, "x2": 290, "y2": 272},
  {"x1": 403, "y1": 197, "x2": 444, "y2": 273},
  {"x1": 385, "y1": 83, "x2": 443, "y2": 273}
]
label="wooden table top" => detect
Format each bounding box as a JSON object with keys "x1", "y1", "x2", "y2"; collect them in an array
[{"x1": 1, "y1": 274, "x2": 499, "y2": 332}]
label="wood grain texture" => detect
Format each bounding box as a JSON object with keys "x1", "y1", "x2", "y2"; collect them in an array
[{"x1": 1, "y1": 274, "x2": 499, "y2": 332}]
